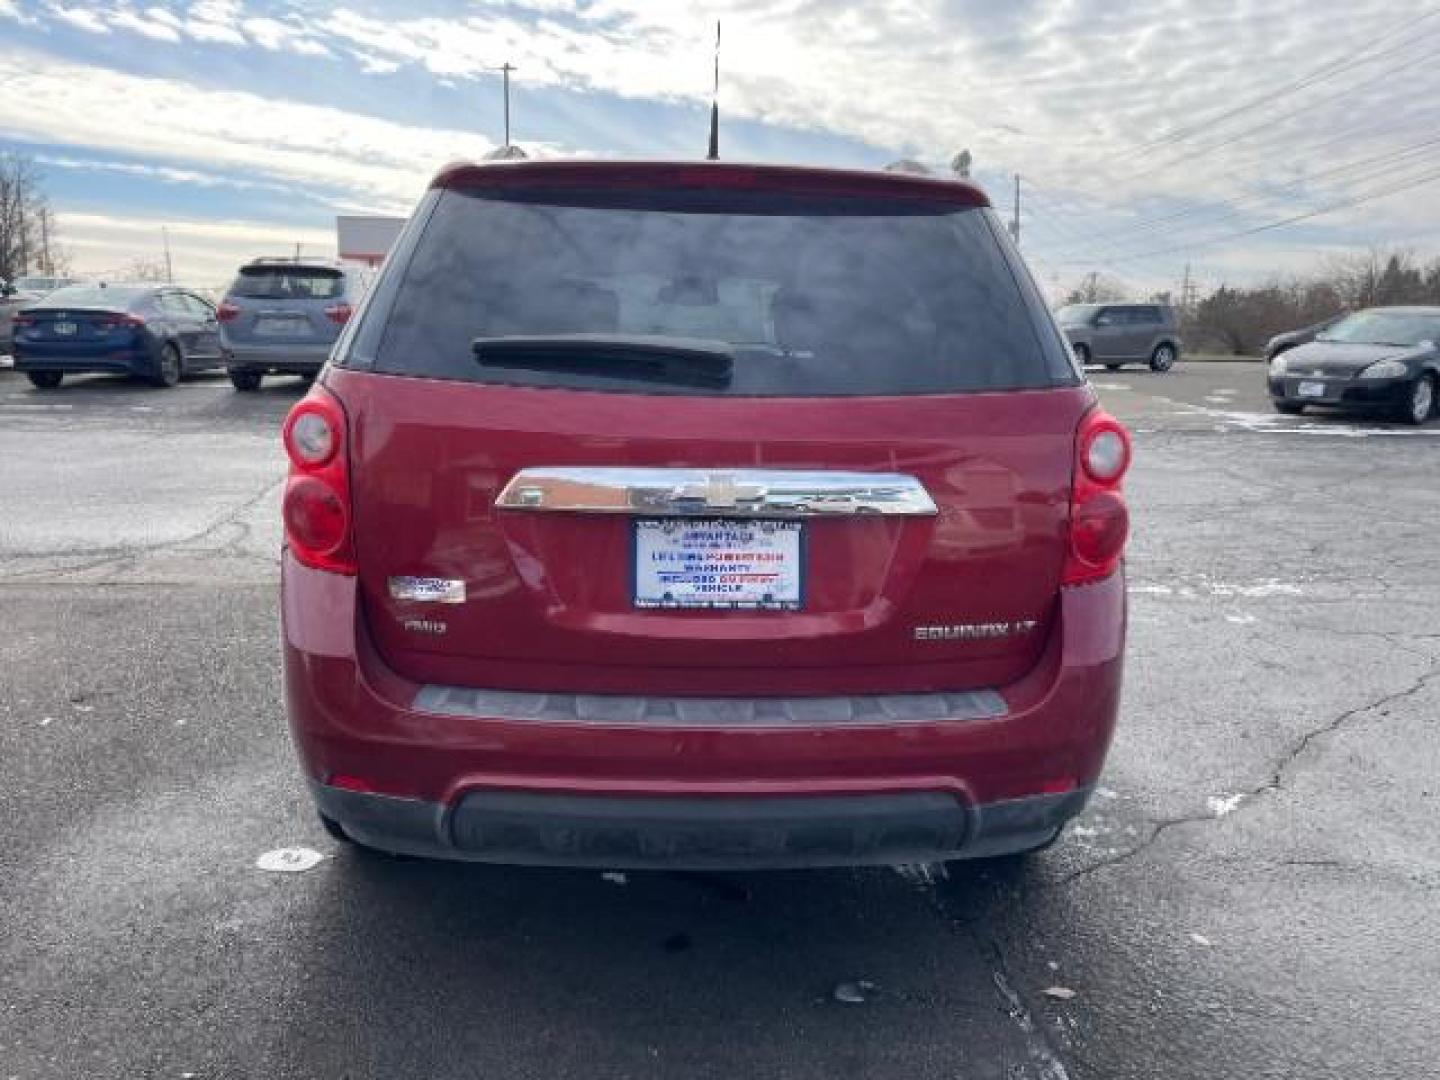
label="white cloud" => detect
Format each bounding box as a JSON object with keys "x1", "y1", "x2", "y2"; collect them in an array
[
  {"x1": 242, "y1": 15, "x2": 331, "y2": 57},
  {"x1": 110, "y1": 8, "x2": 182, "y2": 42},
  {"x1": 0, "y1": 49, "x2": 503, "y2": 209},
  {"x1": 56, "y1": 209, "x2": 336, "y2": 287},
  {"x1": 50, "y1": 5, "x2": 109, "y2": 33}
]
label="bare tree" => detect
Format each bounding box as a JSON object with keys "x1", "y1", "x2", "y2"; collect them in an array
[
  {"x1": 1063, "y1": 272, "x2": 1128, "y2": 304},
  {"x1": 118, "y1": 257, "x2": 170, "y2": 282},
  {"x1": 0, "y1": 153, "x2": 54, "y2": 284}
]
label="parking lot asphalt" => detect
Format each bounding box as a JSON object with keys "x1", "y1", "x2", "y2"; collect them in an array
[{"x1": 1, "y1": 363, "x2": 1437, "y2": 1080}]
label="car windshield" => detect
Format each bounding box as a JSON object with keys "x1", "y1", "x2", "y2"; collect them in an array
[
  {"x1": 1317, "y1": 310, "x2": 1440, "y2": 346},
  {"x1": 1055, "y1": 305, "x2": 1097, "y2": 325},
  {"x1": 368, "y1": 188, "x2": 1074, "y2": 396},
  {"x1": 32, "y1": 284, "x2": 150, "y2": 308}
]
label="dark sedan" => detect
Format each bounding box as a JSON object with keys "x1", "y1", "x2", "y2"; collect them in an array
[
  {"x1": 1268, "y1": 307, "x2": 1439, "y2": 425},
  {"x1": 12, "y1": 283, "x2": 224, "y2": 390},
  {"x1": 1263, "y1": 313, "x2": 1343, "y2": 361}
]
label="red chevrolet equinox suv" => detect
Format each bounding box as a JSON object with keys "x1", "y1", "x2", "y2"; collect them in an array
[{"x1": 281, "y1": 160, "x2": 1130, "y2": 869}]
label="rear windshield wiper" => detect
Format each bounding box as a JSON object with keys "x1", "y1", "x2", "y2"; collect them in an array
[{"x1": 471, "y1": 334, "x2": 734, "y2": 389}]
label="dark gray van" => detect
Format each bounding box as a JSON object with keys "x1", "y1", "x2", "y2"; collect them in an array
[{"x1": 1058, "y1": 303, "x2": 1182, "y2": 372}]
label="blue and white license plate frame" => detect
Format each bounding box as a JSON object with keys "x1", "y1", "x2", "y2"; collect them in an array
[{"x1": 632, "y1": 518, "x2": 805, "y2": 611}]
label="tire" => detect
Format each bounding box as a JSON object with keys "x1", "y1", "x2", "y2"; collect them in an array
[
  {"x1": 229, "y1": 369, "x2": 263, "y2": 392},
  {"x1": 1149, "y1": 342, "x2": 1178, "y2": 373},
  {"x1": 1399, "y1": 373, "x2": 1435, "y2": 426},
  {"x1": 26, "y1": 371, "x2": 63, "y2": 390},
  {"x1": 1273, "y1": 400, "x2": 1304, "y2": 416},
  {"x1": 1072, "y1": 343, "x2": 1091, "y2": 366},
  {"x1": 150, "y1": 343, "x2": 182, "y2": 388}
]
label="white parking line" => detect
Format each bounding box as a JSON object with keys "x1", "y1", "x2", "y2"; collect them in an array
[{"x1": 1182, "y1": 403, "x2": 1440, "y2": 437}]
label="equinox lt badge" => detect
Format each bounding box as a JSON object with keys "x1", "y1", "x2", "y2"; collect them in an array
[{"x1": 914, "y1": 620, "x2": 1038, "y2": 641}]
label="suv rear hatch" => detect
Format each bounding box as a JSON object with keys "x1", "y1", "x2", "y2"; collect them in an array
[
  {"x1": 222, "y1": 263, "x2": 346, "y2": 346},
  {"x1": 333, "y1": 164, "x2": 1089, "y2": 696}
]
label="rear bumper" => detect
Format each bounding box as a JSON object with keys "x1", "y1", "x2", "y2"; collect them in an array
[
  {"x1": 283, "y1": 553, "x2": 1125, "y2": 868},
  {"x1": 224, "y1": 342, "x2": 330, "y2": 374},
  {"x1": 313, "y1": 780, "x2": 1092, "y2": 869},
  {"x1": 14, "y1": 344, "x2": 154, "y2": 375}
]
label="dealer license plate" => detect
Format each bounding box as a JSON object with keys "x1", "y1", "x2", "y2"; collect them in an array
[{"x1": 633, "y1": 518, "x2": 804, "y2": 611}]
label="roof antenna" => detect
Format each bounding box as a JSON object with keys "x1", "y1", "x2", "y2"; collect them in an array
[{"x1": 706, "y1": 20, "x2": 721, "y2": 160}]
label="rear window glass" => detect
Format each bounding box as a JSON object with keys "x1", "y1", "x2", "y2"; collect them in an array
[
  {"x1": 231, "y1": 266, "x2": 343, "y2": 300},
  {"x1": 363, "y1": 188, "x2": 1074, "y2": 396},
  {"x1": 34, "y1": 285, "x2": 150, "y2": 308}
]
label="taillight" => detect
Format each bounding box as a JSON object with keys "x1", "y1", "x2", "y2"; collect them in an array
[
  {"x1": 11, "y1": 314, "x2": 34, "y2": 328},
  {"x1": 216, "y1": 301, "x2": 240, "y2": 323},
  {"x1": 323, "y1": 302, "x2": 353, "y2": 325},
  {"x1": 98, "y1": 313, "x2": 145, "y2": 330},
  {"x1": 282, "y1": 386, "x2": 355, "y2": 574},
  {"x1": 1063, "y1": 409, "x2": 1131, "y2": 586}
]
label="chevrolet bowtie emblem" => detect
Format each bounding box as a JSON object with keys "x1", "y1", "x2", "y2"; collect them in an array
[{"x1": 673, "y1": 473, "x2": 767, "y2": 508}]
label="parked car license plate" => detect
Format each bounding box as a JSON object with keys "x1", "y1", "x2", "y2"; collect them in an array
[
  {"x1": 53, "y1": 321, "x2": 77, "y2": 336},
  {"x1": 1298, "y1": 380, "x2": 1326, "y2": 398},
  {"x1": 255, "y1": 317, "x2": 308, "y2": 337},
  {"x1": 633, "y1": 518, "x2": 804, "y2": 610}
]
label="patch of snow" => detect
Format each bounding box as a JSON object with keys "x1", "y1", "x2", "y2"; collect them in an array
[
  {"x1": 892, "y1": 862, "x2": 948, "y2": 886},
  {"x1": 255, "y1": 847, "x2": 325, "y2": 873},
  {"x1": 1190, "y1": 933, "x2": 1212, "y2": 947},
  {"x1": 832, "y1": 979, "x2": 877, "y2": 1004},
  {"x1": 1225, "y1": 613, "x2": 1258, "y2": 625},
  {"x1": 1207, "y1": 794, "x2": 1246, "y2": 818}
]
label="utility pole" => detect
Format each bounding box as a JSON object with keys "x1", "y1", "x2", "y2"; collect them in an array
[
  {"x1": 499, "y1": 62, "x2": 516, "y2": 148},
  {"x1": 162, "y1": 226, "x2": 174, "y2": 283},
  {"x1": 1009, "y1": 173, "x2": 1021, "y2": 245},
  {"x1": 39, "y1": 208, "x2": 51, "y2": 276},
  {"x1": 1180, "y1": 262, "x2": 1197, "y2": 312}
]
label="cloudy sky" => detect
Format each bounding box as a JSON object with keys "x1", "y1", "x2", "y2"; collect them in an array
[{"x1": 2, "y1": 0, "x2": 1438, "y2": 296}]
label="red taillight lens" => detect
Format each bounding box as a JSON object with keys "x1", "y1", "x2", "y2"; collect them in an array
[
  {"x1": 1063, "y1": 409, "x2": 1131, "y2": 586},
  {"x1": 11, "y1": 314, "x2": 35, "y2": 328},
  {"x1": 324, "y1": 302, "x2": 353, "y2": 325},
  {"x1": 98, "y1": 313, "x2": 145, "y2": 330},
  {"x1": 282, "y1": 387, "x2": 355, "y2": 574},
  {"x1": 216, "y1": 301, "x2": 240, "y2": 323}
]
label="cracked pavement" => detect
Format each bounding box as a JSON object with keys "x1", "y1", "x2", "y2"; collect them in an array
[{"x1": 1, "y1": 364, "x2": 1437, "y2": 1079}]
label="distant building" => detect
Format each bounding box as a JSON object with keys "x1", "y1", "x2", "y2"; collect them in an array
[{"x1": 336, "y1": 215, "x2": 406, "y2": 268}]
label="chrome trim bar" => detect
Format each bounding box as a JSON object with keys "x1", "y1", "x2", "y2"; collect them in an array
[
  {"x1": 494, "y1": 467, "x2": 937, "y2": 518},
  {"x1": 414, "y1": 684, "x2": 1006, "y2": 727}
]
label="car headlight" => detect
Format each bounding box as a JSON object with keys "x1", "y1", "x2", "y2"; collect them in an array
[
  {"x1": 1269, "y1": 354, "x2": 1288, "y2": 375},
  {"x1": 1358, "y1": 359, "x2": 1407, "y2": 379}
]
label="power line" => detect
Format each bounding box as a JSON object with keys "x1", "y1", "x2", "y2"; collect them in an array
[
  {"x1": 1127, "y1": 39, "x2": 1440, "y2": 183},
  {"x1": 1047, "y1": 131, "x2": 1440, "y2": 256},
  {"x1": 1127, "y1": 7, "x2": 1440, "y2": 157},
  {"x1": 1055, "y1": 161, "x2": 1440, "y2": 266}
]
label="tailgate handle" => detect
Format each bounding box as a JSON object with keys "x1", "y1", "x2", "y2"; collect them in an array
[{"x1": 495, "y1": 467, "x2": 937, "y2": 518}]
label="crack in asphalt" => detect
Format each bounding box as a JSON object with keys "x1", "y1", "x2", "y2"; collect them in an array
[
  {"x1": 1048, "y1": 659, "x2": 1440, "y2": 891},
  {"x1": 0, "y1": 475, "x2": 283, "y2": 583}
]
